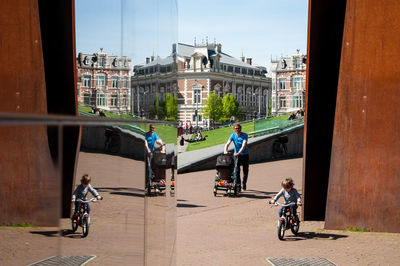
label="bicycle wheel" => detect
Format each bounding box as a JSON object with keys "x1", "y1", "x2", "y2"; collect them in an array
[
  {"x1": 71, "y1": 218, "x2": 78, "y2": 233},
  {"x1": 291, "y1": 216, "x2": 300, "y2": 235},
  {"x1": 277, "y1": 220, "x2": 285, "y2": 240},
  {"x1": 82, "y1": 217, "x2": 90, "y2": 237}
]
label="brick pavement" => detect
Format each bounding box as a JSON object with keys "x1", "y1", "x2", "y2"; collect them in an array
[{"x1": 176, "y1": 158, "x2": 400, "y2": 265}]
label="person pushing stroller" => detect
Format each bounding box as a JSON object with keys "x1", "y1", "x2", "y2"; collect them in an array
[{"x1": 224, "y1": 123, "x2": 249, "y2": 191}]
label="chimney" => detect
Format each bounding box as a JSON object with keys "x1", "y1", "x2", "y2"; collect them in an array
[
  {"x1": 146, "y1": 57, "x2": 150, "y2": 64},
  {"x1": 241, "y1": 56, "x2": 245, "y2": 62},
  {"x1": 172, "y1": 43, "x2": 177, "y2": 53},
  {"x1": 246, "y1": 58, "x2": 252, "y2": 65},
  {"x1": 215, "y1": 43, "x2": 222, "y2": 53},
  {"x1": 151, "y1": 56, "x2": 155, "y2": 62}
]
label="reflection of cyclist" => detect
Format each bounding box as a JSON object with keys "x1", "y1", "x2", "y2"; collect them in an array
[
  {"x1": 224, "y1": 123, "x2": 249, "y2": 191},
  {"x1": 145, "y1": 124, "x2": 165, "y2": 185},
  {"x1": 71, "y1": 174, "x2": 101, "y2": 219}
]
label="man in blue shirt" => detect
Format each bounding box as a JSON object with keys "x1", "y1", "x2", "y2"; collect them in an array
[
  {"x1": 224, "y1": 123, "x2": 249, "y2": 191},
  {"x1": 145, "y1": 124, "x2": 165, "y2": 188}
]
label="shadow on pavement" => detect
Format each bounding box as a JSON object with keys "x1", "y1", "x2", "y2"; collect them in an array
[
  {"x1": 177, "y1": 203, "x2": 206, "y2": 208},
  {"x1": 110, "y1": 191, "x2": 144, "y2": 198},
  {"x1": 30, "y1": 230, "x2": 59, "y2": 237},
  {"x1": 97, "y1": 187, "x2": 145, "y2": 198},
  {"x1": 238, "y1": 190, "x2": 277, "y2": 200},
  {"x1": 30, "y1": 230, "x2": 82, "y2": 239},
  {"x1": 283, "y1": 231, "x2": 348, "y2": 241},
  {"x1": 97, "y1": 187, "x2": 143, "y2": 192}
]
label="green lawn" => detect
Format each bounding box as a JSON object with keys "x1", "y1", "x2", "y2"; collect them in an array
[
  {"x1": 185, "y1": 122, "x2": 254, "y2": 152},
  {"x1": 185, "y1": 114, "x2": 291, "y2": 152},
  {"x1": 139, "y1": 124, "x2": 177, "y2": 144},
  {"x1": 78, "y1": 105, "x2": 176, "y2": 144},
  {"x1": 78, "y1": 105, "x2": 138, "y2": 120}
]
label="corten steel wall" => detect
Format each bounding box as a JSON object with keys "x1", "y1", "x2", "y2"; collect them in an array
[
  {"x1": 302, "y1": 0, "x2": 347, "y2": 220},
  {"x1": 325, "y1": 0, "x2": 400, "y2": 232},
  {"x1": 0, "y1": 1, "x2": 79, "y2": 224}
]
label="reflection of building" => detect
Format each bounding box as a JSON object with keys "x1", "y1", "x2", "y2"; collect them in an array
[
  {"x1": 76, "y1": 51, "x2": 132, "y2": 113},
  {"x1": 132, "y1": 43, "x2": 272, "y2": 122},
  {"x1": 269, "y1": 52, "x2": 306, "y2": 114}
]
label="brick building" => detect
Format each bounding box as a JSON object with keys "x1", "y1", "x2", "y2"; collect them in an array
[
  {"x1": 132, "y1": 43, "x2": 272, "y2": 124},
  {"x1": 269, "y1": 52, "x2": 307, "y2": 114},
  {"x1": 76, "y1": 50, "x2": 132, "y2": 113}
]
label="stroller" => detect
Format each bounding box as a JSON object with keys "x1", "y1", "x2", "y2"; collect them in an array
[
  {"x1": 146, "y1": 151, "x2": 167, "y2": 195},
  {"x1": 213, "y1": 153, "x2": 239, "y2": 196}
]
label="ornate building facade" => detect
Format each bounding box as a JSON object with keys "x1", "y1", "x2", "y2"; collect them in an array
[
  {"x1": 76, "y1": 51, "x2": 132, "y2": 113},
  {"x1": 269, "y1": 52, "x2": 307, "y2": 114},
  {"x1": 132, "y1": 43, "x2": 272, "y2": 123}
]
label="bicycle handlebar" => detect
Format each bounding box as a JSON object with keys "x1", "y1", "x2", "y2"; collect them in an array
[
  {"x1": 76, "y1": 196, "x2": 103, "y2": 203},
  {"x1": 268, "y1": 201, "x2": 297, "y2": 207}
]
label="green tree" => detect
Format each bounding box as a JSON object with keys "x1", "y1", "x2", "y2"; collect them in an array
[
  {"x1": 268, "y1": 99, "x2": 272, "y2": 116},
  {"x1": 221, "y1": 93, "x2": 241, "y2": 121},
  {"x1": 202, "y1": 92, "x2": 223, "y2": 122},
  {"x1": 165, "y1": 93, "x2": 178, "y2": 121},
  {"x1": 151, "y1": 93, "x2": 159, "y2": 119}
]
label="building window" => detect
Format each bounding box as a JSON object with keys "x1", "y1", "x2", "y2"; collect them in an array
[
  {"x1": 98, "y1": 56, "x2": 104, "y2": 67},
  {"x1": 122, "y1": 94, "x2": 127, "y2": 106},
  {"x1": 192, "y1": 115, "x2": 202, "y2": 122},
  {"x1": 279, "y1": 96, "x2": 286, "y2": 108},
  {"x1": 83, "y1": 93, "x2": 90, "y2": 105},
  {"x1": 111, "y1": 77, "x2": 118, "y2": 88},
  {"x1": 194, "y1": 89, "x2": 201, "y2": 104},
  {"x1": 295, "y1": 57, "x2": 301, "y2": 69},
  {"x1": 272, "y1": 79, "x2": 276, "y2": 90},
  {"x1": 97, "y1": 93, "x2": 107, "y2": 106},
  {"x1": 123, "y1": 77, "x2": 127, "y2": 88},
  {"x1": 290, "y1": 76, "x2": 303, "y2": 88},
  {"x1": 290, "y1": 95, "x2": 300, "y2": 108},
  {"x1": 272, "y1": 95, "x2": 276, "y2": 109},
  {"x1": 111, "y1": 94, "x2": 118, "y2": 106},
  {"x1": 279, "y1": 78, "x2": 286, "y2": 90},
  {"x1": 97, "y1": 75, "x2": 106, "y2": 87},
  {"x1": 83, "y1": 75, "x2": 91, "y2": 87}
]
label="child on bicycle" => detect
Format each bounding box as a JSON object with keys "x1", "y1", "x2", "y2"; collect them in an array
[
  {"x1": 270, "y1": 178, "x2": 302, "y2": 218},
  {"x1": 71, "y1": 174, "x2": 101, "y2": 219}
]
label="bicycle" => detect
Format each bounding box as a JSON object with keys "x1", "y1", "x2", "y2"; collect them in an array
[
  {"x1": 269, "y1": 201, "x2": 300, "y2": 240},
  {"x1": 72, "y1": 197, "x2": 102, "y2": 237}
]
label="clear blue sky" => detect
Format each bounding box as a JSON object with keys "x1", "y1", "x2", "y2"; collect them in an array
[{"x1": 76, "y1": 0, "x2": 308, "y2": 69}]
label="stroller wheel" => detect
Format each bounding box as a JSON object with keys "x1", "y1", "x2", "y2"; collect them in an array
[{"x1": 213, "y1": 187, "x2": 217, "y2": 196}]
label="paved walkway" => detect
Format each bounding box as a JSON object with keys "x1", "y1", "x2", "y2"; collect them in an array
[{"x1": 177, "y1": 158, "x2": 400, "y2": 265}]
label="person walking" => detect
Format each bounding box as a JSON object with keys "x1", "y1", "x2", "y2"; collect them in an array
[
  {"x1": 144, "y1": 124, "x2": 165, "y2": 189},
  {"x1": 224, "y1": 123, "x2": 249, "y2": 191}
]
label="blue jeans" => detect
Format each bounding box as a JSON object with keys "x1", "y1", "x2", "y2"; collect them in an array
[
  {"x1": 233, "y1": 154, "x2": 249, "y2": 187},
  {"x1": 278, "y1": 204, "x2": 297, "y2": 218}
]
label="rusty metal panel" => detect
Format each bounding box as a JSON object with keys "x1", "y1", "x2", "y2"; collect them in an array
[
  {"x1": 326, "y1": 0, "x2": 400, "y2": 232},
  {"x1": 0, "y1": 1, "x2": 60, "y2": 226},
  {"x1": 302, "y1": 0, "x2": 347, "y2": 221},
  {"x1": 0, "y1": 0, "x2": 80, "y2": 224}
]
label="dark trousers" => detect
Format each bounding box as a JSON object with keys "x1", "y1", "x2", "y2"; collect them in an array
[
  {"x1": 145, "y1": 153, "x2": 153, "y2": 185},
  {"x1": 233, "y1": 154, "x2": 249, "y2": 186}
]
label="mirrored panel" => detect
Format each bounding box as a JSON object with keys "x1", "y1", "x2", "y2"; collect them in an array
[
  {"x1": 59, "y1": 124, "x2": 145, "y2": 264},
  {"x1": 0, "y1": 125, "x2": 61, "y2": 265}
]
